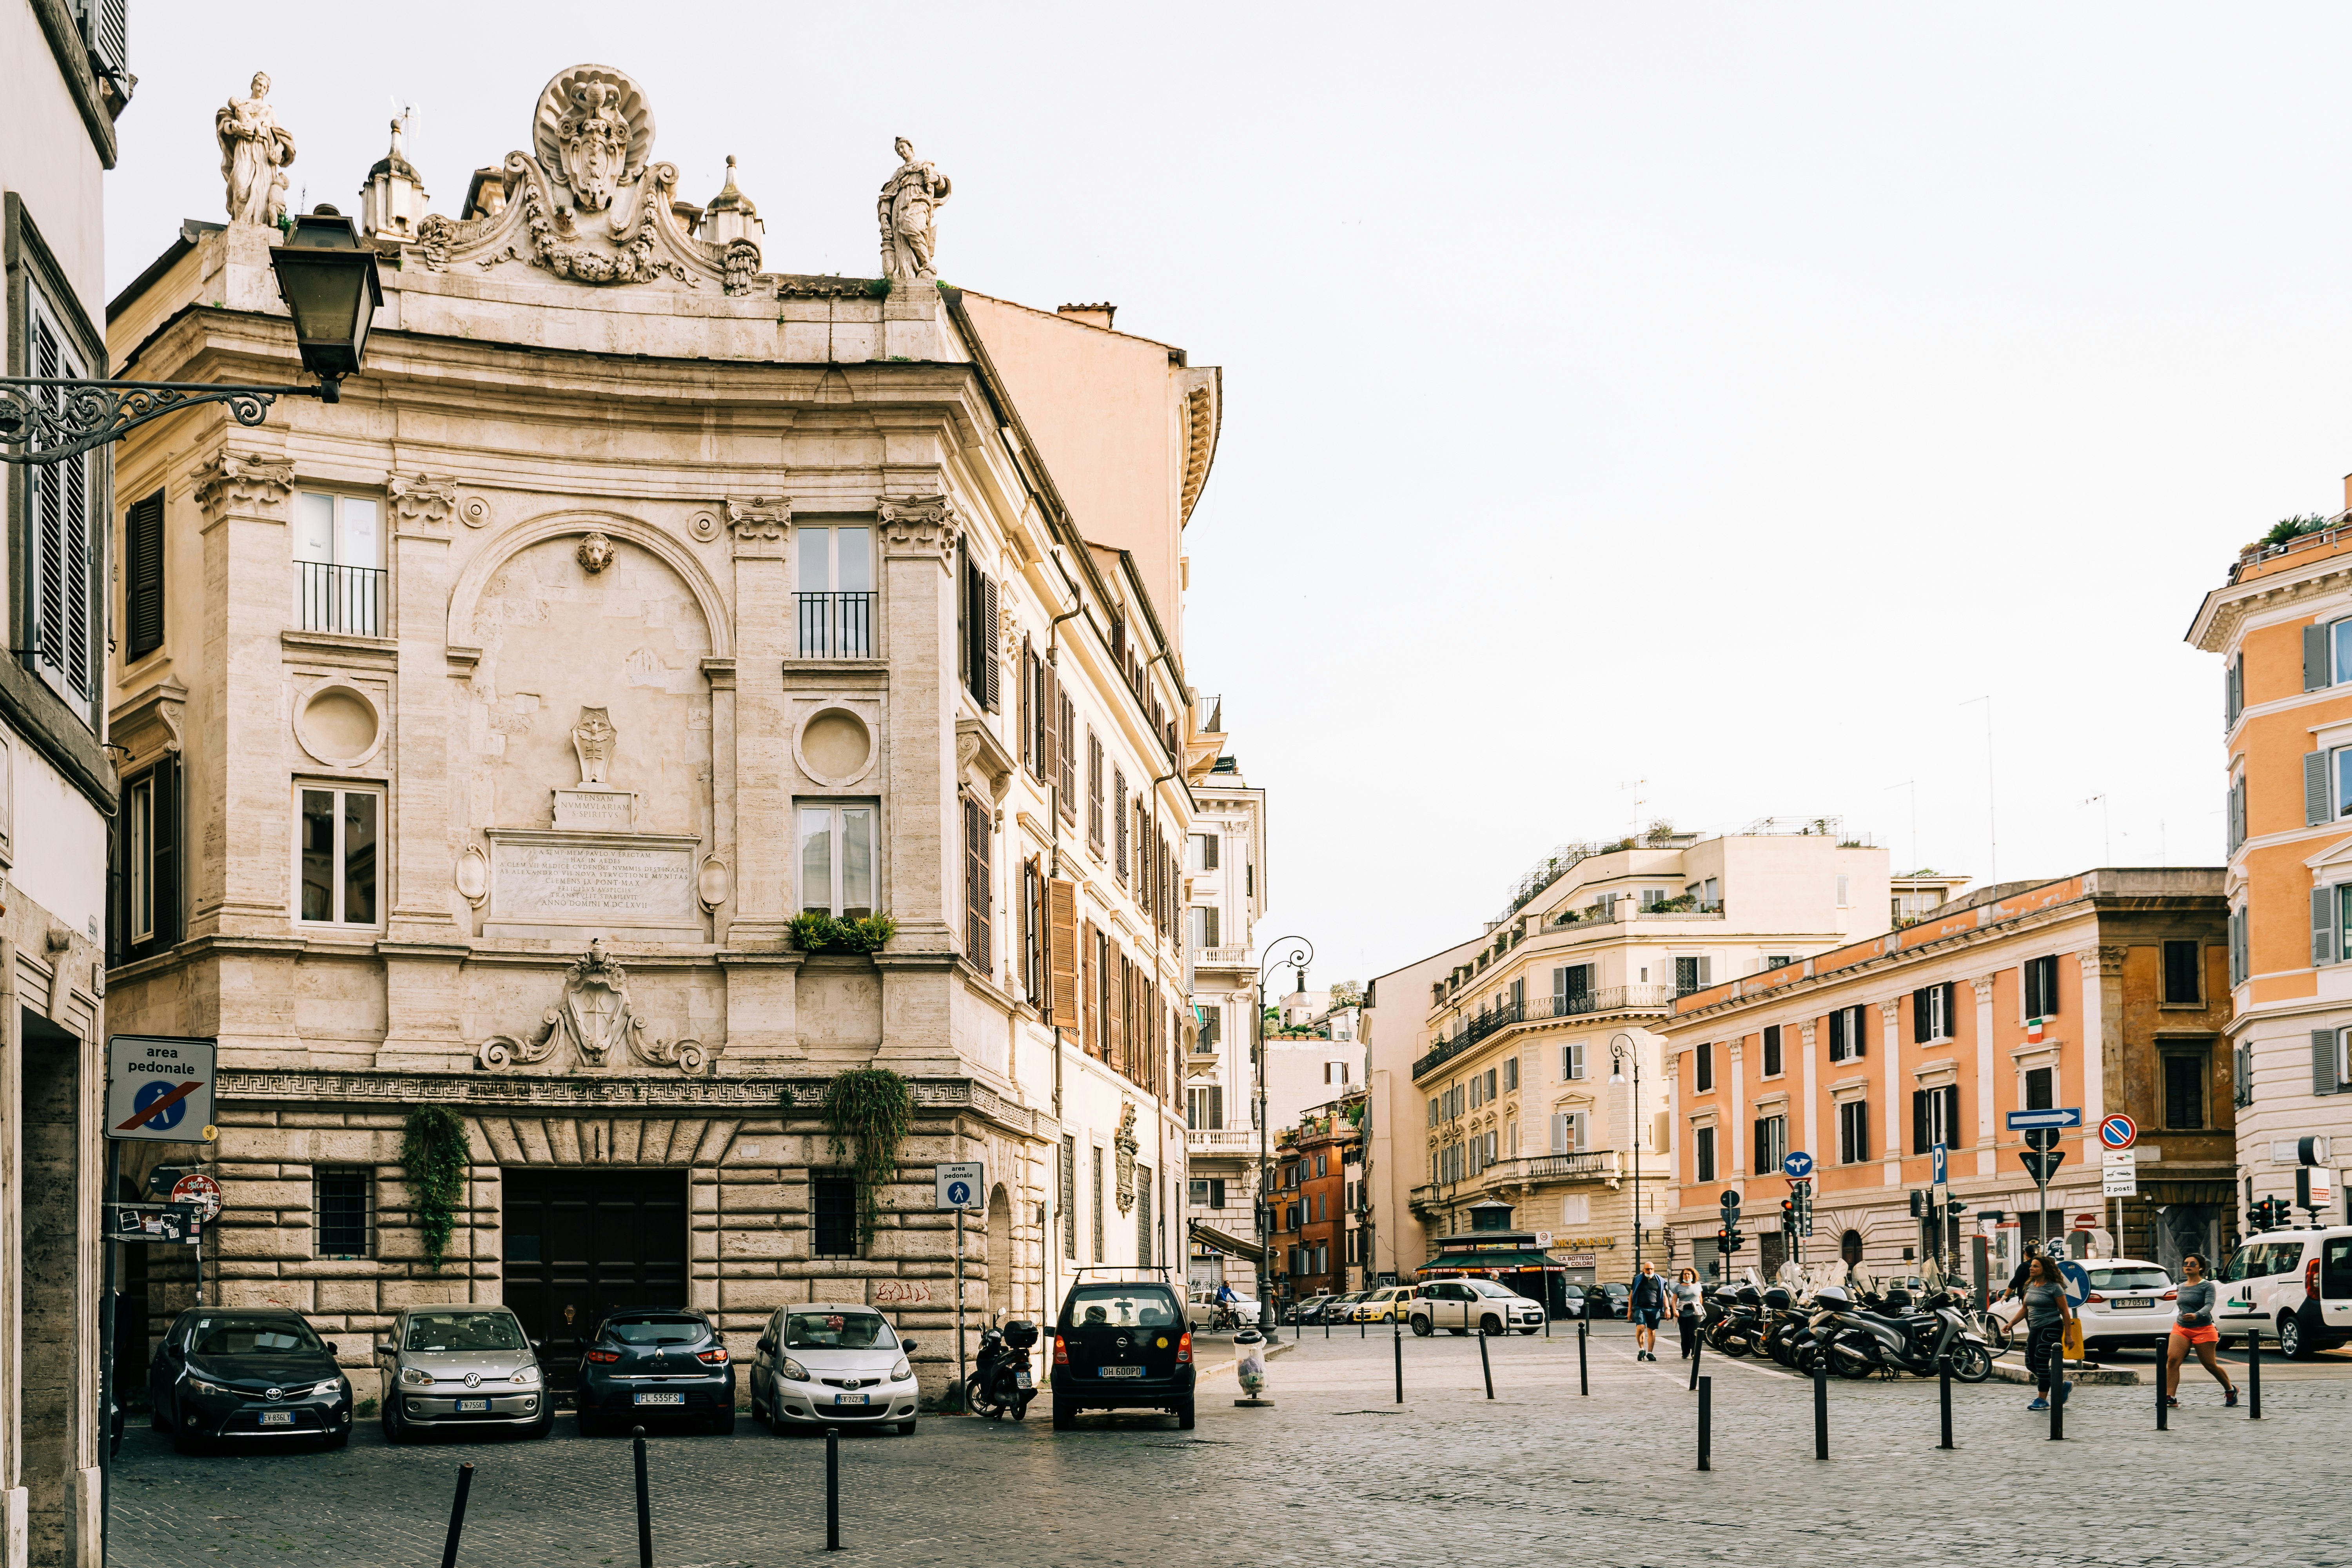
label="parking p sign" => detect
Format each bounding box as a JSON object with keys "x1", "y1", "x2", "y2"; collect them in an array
[{"x1": 935, "y1": 1161, "x2": 985, "y2": 1212}]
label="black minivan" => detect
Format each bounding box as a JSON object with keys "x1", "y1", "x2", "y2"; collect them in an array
[{"x1": 1050, "y1": 1270, "x2": 1195, "y2": 1430}]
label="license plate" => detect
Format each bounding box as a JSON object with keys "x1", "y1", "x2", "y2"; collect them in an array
[
  {"x1": 633, "y1": 1391, "x2": 684, "y2": 1406},
  {"x1": 1016, "y1": 1372, "x2": 1033, "y2": 1388},
  {"x1": 455, "y1": 1399, "x2": 490, "y2": 1412},
  {"x1": 259, "y1": 1411, "x2": 294, "y2": 1426},
  {"x1": 835, "y1": 1393, "x2": 870, "y2": 1406},
  {"x1": 2116, "y1": 1299, "x2": 2152, "y2": 1310},
  {"x1": 1100, "y1": 1365, "x2": 1144, "y2": 1378}
]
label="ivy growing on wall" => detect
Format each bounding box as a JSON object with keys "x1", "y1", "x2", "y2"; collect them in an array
[
  {"x1": 818, "y1": 1066, "x2": 913, "y2": 1245},
  {"x1": 401, "y1": 1106, "x2": 470, "y2": 1270}
]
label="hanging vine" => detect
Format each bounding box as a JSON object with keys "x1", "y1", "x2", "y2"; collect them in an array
[
  {"x1": 401, "y1": 1107, "x2": 471, "y2": 1270},
  {"x1": 818, "y1": 1066, "x2": 914, "y2": 1245}
]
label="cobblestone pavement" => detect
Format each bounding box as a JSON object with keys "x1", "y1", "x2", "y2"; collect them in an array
[{"x1": 109, "y1": 1321, "x2": 2347, "y2": 1568}]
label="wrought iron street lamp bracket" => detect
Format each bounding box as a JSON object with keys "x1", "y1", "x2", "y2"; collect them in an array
[{"x1": 0, "y1": 376, "x2": 338, "y2": 466}]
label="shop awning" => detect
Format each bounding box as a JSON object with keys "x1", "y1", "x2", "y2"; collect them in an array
[
  {"x1": 1417, "y1": 1250, "x2": 1563, "y2": 1272},
  {"x1": 1188, "y1": 1221, "x2": 1265, "y2": 1263}
]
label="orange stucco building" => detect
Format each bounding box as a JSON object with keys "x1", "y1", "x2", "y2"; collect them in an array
[{"x1": 1661, "y1": 871, "x2": 2233, "y2": 1283}]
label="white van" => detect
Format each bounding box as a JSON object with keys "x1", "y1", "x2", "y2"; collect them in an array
[{"x1": 2216, "y1": 1226, "x2": 2352, "y2": 1359}]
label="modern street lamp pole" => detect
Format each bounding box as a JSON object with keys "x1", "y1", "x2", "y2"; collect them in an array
[
  {"x1": 0, "y1": 210, "x2": 381, "y2": 465},
  {"x1": 1608, "y1": 1032, "x2": 1642, "y2": 1277},
  {"x1": 1254, "y1": 935, "x2": 1312, "y2": 1345}
]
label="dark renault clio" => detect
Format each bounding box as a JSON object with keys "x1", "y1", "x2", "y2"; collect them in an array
[
  {"x1": 1050, "y1": 1270, "x2": 1194, "y2": 1430},
  {"x1": 149, "y1": 1308, "x2": 353, "y2": 1453},
  {"x1": 575, "y1": 1307, "x2": 736, "y2": 1434}
]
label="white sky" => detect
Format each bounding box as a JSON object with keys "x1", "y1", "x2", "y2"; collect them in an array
[{"x1": 107, "y1": 5, "x2": 2348, "y2": 995}]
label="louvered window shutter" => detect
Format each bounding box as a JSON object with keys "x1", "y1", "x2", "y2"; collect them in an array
[
  {"x1": 1058, "y1": 693, "x2": 1077, "y2": 819},
  {"x1": 126, "y1": 490, "x2": 166, "y2": 661},
  {"x1": 1942, "y1": 982, "x2": 1958, "y2": 1036},
  {"x1": 2305, "y1": 755, "x2": 2329, "y2": 829},
  {"x1": 2314, "y1": 885, "x2": 2337, "y2": 969},
  {"x1": 1550, "y1": 1114, "x2": 1567, "y2": 1155},
  {"x1": 980, "y1": 574, "x2": 1000, "y2": 711},
  {"x1": 1204, "y1": 906, "x2": 1220, "y2": 948},
  {"x1": 2314, "y1": 1029, "x2": 2342, "y2": 1095},
  {"x1": 1913, "y1": 988, "x2": 1930, "y2": 1042},
  {"x1": 1852, "y1": 1007, "x2": 1866, "y2": 1059},
  {"x1": 1913, "y1": 1090, "x2": 1929, "y2": 1154},
  {"x1": 1204, "y1": 834, "x2": 1220, "y2": 869},
  {"x1": 1081, "y1": 920, "x2": 1098, "y2": 1055},
  {"x1": 2233, "y1": 1044, "x2": 2252, "y2": 1108},
  {"x1": 1942, "y1": 1085, "x2": 1962, "y2": 1143},
  {"x1": 1049, "y1": 878, "x2": 1078, "y2": 1025},
  {"x1": 1828, "y1": 1009, "x2": 1844, "y2": 1062},
  {"x1": 2308, "y1": 623, "x2": 2331, "y2": 691}
]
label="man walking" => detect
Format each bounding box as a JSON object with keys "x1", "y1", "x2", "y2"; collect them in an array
[{"x1": 1629, "y1": 1261, "x2": 1668, "y2": 1361}]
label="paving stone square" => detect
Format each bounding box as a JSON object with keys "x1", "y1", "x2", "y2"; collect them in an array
[{"x1": 107, "y1": 1323, "x2": 2341, "y2": 1568}]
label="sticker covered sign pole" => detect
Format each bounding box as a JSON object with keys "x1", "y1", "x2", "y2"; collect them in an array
[{"x1": 935, "y1": 1161, "x2": 984, "y2": 1413}]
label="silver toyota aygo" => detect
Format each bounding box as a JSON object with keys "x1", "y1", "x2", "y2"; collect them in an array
[{"x1": 376, "y1": 1306, "x2": 551, "y2": 1441}]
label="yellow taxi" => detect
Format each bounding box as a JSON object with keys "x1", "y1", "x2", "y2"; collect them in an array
[{"x1": 1352, "y1": 1285, "x2": 1420, "y2": 1323}]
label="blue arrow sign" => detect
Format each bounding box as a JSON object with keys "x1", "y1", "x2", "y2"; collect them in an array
[
  {"x1": 2005, "y1": 1107, "x2": 2082, "y2": 1130},
  {"x1": 1782, "y1": 1151, "x2": 1814, "y2": 1180}
]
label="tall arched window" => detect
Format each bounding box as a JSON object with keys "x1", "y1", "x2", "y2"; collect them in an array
[{"x1": 1840, "y1": 1228, "x2": 1864, "y2": 1267}]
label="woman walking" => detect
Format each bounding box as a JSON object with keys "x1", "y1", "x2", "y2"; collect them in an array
[
  {"x1": 2164, "y1": 1252, "x2": 2239, "y2": 1408},
  {"x1": 2020, "y1": 1252, "x2": 2074, "y2": 1413},
  {"x1": 1673, "y1": 1267, "x2": 1704, "y2": 1359}
]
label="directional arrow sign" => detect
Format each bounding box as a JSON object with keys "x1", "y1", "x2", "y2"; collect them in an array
[
  {"x1": 2005, "y1": 1107, "x2": 2083, "y2": 1130},
  {"x1": 1782, "y1": 1151, "x2": 1815, "y2": 1180}
]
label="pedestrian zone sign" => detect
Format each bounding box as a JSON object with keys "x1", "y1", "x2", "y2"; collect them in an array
[
  {"x1": 935, "y1": 1161, "x2": 985, "y2": 1211},
  {"x1": 105, "y1": 1035, "x2": 216, "y2": 1143}
]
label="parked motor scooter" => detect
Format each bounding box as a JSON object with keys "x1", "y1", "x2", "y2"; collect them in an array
[{"x1": 966, "y1": 1319, "x2": 1039, "y2": 1420}]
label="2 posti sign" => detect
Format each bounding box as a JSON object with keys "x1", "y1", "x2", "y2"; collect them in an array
[{"x1": 105, "y1": 1035, "x2": 218, "y2": 1144}]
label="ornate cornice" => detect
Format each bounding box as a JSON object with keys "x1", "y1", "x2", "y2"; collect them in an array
[{"x1": 194, "y1": 450, "x2": 295, "y2": 525}]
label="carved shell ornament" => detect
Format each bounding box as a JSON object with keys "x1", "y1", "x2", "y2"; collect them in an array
[{"x1": 534, "y1": 66, "x2": 653, "y2": 212}]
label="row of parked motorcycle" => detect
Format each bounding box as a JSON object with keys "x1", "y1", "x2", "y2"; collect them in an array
[{"x1": 1694, "y1": 1278, "x2": 2000, "y2": 1382}]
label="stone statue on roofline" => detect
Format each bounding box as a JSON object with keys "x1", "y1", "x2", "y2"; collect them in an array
[
  {"x1": 217, "y1": 71, "x2": 296, "y2": 227},
  {"x1": 877, "y1": 136, "x2": 950, "y2": 283}
]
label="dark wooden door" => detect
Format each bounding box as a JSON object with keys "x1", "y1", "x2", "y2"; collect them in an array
[{"x1": 502, "y1": 1168, "x2": 689, "y2": 1401}]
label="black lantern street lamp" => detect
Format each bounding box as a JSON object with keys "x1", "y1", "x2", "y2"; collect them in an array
[
  {"x1": 1254, "y1": 934, "x2": 1312, "y2": 1346},
  {"x1": 0, "y1": 207, "x2": 380, "y2": 466},
  {"x1": 1608, "y1": 1032, "x2": 1643, "y2": 1276}
]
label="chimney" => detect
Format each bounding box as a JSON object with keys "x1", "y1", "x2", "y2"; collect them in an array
[{"x1": 1056, "y1": 302, "x2": 1116, "y2": 330}]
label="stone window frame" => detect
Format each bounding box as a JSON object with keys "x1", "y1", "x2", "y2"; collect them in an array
[
  {"x1": 313, "y1": 1167, "x2": 376, "y2": 1258},
  {"x1": 810, "y1": 1169, "x2": 860, "y2": 1260},
  {"x1": 291, "y1": 777, "x2": 388, "y2": 931}
]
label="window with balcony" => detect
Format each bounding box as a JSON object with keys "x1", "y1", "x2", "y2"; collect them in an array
[
  {"x1": 1695, "y1": 1125, "x2": 1716, "y2": 1182},
  {"x1": 1674, "y1": 956, "x2": 1713, "y2": 996},
  {"x1": 799, "y1": 802, "x2": 877, "y2": 918},
  {"x1": 1187, "y1": 1086, "x2": 1224, "y2": 1130},
  {"x1": 297, "y1": 785, "x2": 379, "y2": 927},
  {"x1": 1550, "y1": 1111, "x2": 1586, "y2": 1153},
  {"x1": 1195, "y1": 1005, "x2": 1221, "y2": 1052},
  {"x1": 795, "y1": 524, "x2": 873, "y2": 656},
  {"x1": 1189, "y1": 904, "x2": 1221, "y2": 951},
  {"x1": 292, "y1": 490, "x2": 383, "y2": 636},
  {"x1": 1837, "y1": 1100, "x2": 1869, "y2": 1164}
]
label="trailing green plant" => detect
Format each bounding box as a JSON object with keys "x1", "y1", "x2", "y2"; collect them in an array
[
  {"x1": 818, "y1": 1066, "x2": 914, "y2": 1245},
  {"x1": 788, "y1": 911, "x2": 897, "y2": 954},
  {"x1": 400, "y1": 1106, "x2": 470, "y2": 1270}
]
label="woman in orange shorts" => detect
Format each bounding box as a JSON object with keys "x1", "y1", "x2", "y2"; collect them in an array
[{"x1": 2165, "y1": 1252, "x2": 2238, "y2": 1408}]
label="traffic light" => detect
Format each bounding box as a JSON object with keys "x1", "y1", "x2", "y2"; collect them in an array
[
  {"x1": 1717, "y1": 1190, "x2": 1744, "y2": 1255},
  {"x1": 2249, "y1": 1197, "x2": 2291, "y2": 1234},
  {"x1": 1945, "y1": 1196, "x2": 1969, "y2": 1218},
  {"x1": 1715, "y1": 1225, "x2": 1744, "y2": 1255},
  {"x1": 1909, "y1": 1190, "x2": 1928, "y2": 1218},
  {"x1": 1779, "y1": 1197, "x2": 1796, "y2": 1230}
]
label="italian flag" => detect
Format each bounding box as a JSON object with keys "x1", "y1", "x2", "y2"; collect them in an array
[{"x1": 2025, "y1": 1017, "x2": 2045, "y2": 1044}]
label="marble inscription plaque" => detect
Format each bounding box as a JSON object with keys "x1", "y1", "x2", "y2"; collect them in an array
[
  {"x1": 552, "y1": 788, "x2": 636, "y2": 831},
  {"x1": 490, "y1": 837, "x2": 696, "y2": 924}
]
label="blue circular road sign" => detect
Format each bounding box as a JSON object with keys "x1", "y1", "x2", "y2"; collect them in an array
[
  {"x1": 946, "y1": 1180, "x2": 972, "y2": 1207},
  {"x1": 1782, "y1": 1151, "x2": 1815, "y2": 1180},
  {"x1": 132, "y1": 1078, "x2": 188, "y2": 1131}
]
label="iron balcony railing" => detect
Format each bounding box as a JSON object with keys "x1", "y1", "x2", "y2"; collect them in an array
[
  {"x1": 294, "y1": 562, "x2": 385, "y2": 637},
  {"x1": 1414, "y1": 985, "x2": 1676, "y2": 1080},
  {"x1": 796, "y1": 591, "x2": 874, "y2": 657}
]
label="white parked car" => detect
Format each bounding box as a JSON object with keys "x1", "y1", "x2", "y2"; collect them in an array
[
  {"x1": 2076, "y1": 1259, "x2": 2176, "y2": 1356},
  {"x1": 2218, "y1": 1225, "x2": 2352, "y2": 1359},
  {"x1": 1185, "y1": 1289, "x2": 1259, "y2": 1329},
  {"x1": 1407, "y1": 1278, "x2": 1545, "y2": 1337},
  {"x1": 748, "y1": 1303, "x2": 920, "y2": 1435}
]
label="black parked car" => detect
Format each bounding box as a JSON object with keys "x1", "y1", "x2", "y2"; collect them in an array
[
  {"x1": 1584, "y1": 1282, "x2": 1631, "y2": 1320},
  {"x1": 1051, "y1": 1272, "x2": 1195, "y2": 1430},
  {"x1": 1556, "y1": 1284, "x2": 1590, "y2": 1320},
  {"x1": 575, "y1": 1308, "x2": 737, "y2": 1435},
  {"x1": 149, "y1": 1307, "x2": 352, "y2": 1454}
]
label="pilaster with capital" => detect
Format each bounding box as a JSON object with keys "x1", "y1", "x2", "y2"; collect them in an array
[
  {"x1": 2079, "y1": 945, "x2": 2125, "y2": 1134},
  {"x1": 728, "y1": 495, "x2": 795, "y2": 949},
  {"x1": 1972, "y1": 976, "x2": 1998, "y2": 1166},
  {"x1": 1797, "y1": 1020, "x2": 1820, "y2": 1171},
  {"x1": 1878, "y1": 998, "x2": 1903, "y2": 1184},
  {"x1": 1726, "y1": 1038, "x2": 1746, "y2": 1176},
  {"x1": 873, "y1": 493, "x2": 961, "y2": 1074},
  {"x1": 192, "y1": 448, "x2": 296, "y2": 938}
]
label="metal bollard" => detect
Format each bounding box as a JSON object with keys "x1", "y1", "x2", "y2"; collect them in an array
[
  {"x1": 2048, "y1": 1373, "x2": 2063, "y2": 1442},
  {"x1": 1689, "y1": 1332, "x2": 1701, "y2": 1392},
  {"x1": 1478, "y1": 1327, "x2": 1494, "y2": 1399},
  {"x1": 1392, "y1": 1315, "x2": 1403, "y2": 1405},
  {"x1": 632, "y1": 1426, "x2": 653, "y2": 1568},
  {"x1": 825, "y1": 1426, "x2": 841, "y2": 1550},
  {"x1": 1697, "y1": 1375, "x2": 1712, "y2": 1471},
  {"x1": 1324, "y1": 1312, "x2": 1329, "y2": 1339},
  {"x1": 2157, "y1": 1361, "x2": 2169, "y2": 1432},
  {"x1": 1938, "y1": 1363, "x2": 1953, "y2": 1450},
  {"x1": 1813, "y1": 1362, "x2": 1829, "y2": 1460},
  {"x1": 440, "y1": 1462, "x2": 473, "y2": 1568},
  {"x1": 1578, "y1": 1319, "x2": 1589, "y2": 1396},
  {"x1": 2246, "y1": 1327, "x2": 2261, "y2": 1420}
]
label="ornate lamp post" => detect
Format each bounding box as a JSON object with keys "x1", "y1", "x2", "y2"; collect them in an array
[
  {"x1": 1608, "y1": 1031, "x2": 1643, "y2": 1277},
  {"x1": 0, "y1": 209, "x2": 380, "y2": 465},
  {"x1": 1254, "y1": 935, "x2": 1312, "y2": 1345}
]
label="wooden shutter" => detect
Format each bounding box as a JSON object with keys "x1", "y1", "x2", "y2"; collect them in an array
[
  {"x1": 2317, "y1": 1029, "x2": 2343, "y2": 1096},
  {"x1": 1828, "y1": 1009, "x2": 1844, "y2": 1062},
  {"x1": 1058, "y1": 692, "x2": 1077, "y2": 820},
  {"x1": 1912, "y1": 988, "x2": 1930, "y2": 1042},
  {"x1": 1108, "y1": 945, "x2": 1125, "y2": 1070},
  {"x1": 962, "y1": 796, "x2": 992, "y2": 970},
  {"x1": 1041, "y1": 659, "x2": 1060, "y2": 788},
  {"x1": 1081, "y1": 920, "x2": 1098, "y2": 1055},
  {"x1": 2315, "y1": 885, "x2": 2337, "y2": 969},
  {"x1": 980, "y1": 573, "x2": 1000, "y2": 711},
  {"x1": 1018, "y1": 639, "x2": 1033, "y2": 771},
  {"x1": 2307, "y1": 622, "x2": 2330, "y2": 691},
  {"x1": 1941, "y1": 1085, "x2": 1961, "y2": 1144},
  {"x1": 125, "y1": 489, "x2": 165, "y2": 661},
  {"x1": 956, "y1": 539, "x2": 971, "y2": 690},
  {"x1": 1912, "y1": 1089, "x2": 1929, "y2": 1154},
  {"x1": 1852, "y1": 1007, "x2": 1866, "y2": 1058},
  {"x1": 2306, "y1": 755, "x2": 2329, "y2": 828},
  {"x1": 1113, "y1": 771, "x2": 1128, "y2": 878},
  {"x1": 1203, "y1": 905, "x2": 1220, "y2": 949},
  {"x1": 1049, "y1": 878, "x2": 1078, "y2": 1025},
  {"x1": 1203, "y1": 833, "x2": 1219, "y2": 869},
  {"x1": 1941, "y1": 982, "x2": 1958, "y2": 1035},
  {"x1": 1755, "y1": 1118, "x2": 1771, "y2": 1174}
]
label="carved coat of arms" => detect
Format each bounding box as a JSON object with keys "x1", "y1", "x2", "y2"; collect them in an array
[
  {"x1": 1113, "y1": 1103, "x2": 1139, "y2": 1216},
  {"x1": 476, "y1": 937, "x2": 708, "y2": 1074}
]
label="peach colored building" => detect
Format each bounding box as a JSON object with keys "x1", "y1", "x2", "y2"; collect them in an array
[{"x1": 1662, "y1": 871, "x2": 2233, "y2": 1283}]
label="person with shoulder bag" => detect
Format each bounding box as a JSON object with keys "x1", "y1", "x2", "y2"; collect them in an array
[
  {"x1": 2019, "y1": 1252, "x2": 2075, "y2": 1413},
  {"x1": 1673, "y1": 1267, "x2": 1704, "y2": 1359},
  {"x1": 2164, "y1": 1252, "x2": 2239, "y2": 1408}
]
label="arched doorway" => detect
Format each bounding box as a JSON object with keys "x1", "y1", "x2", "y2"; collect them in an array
[
  {"x1": 986, "y1": 1184, "x2": 1013, "y2": 1322},
  {"x1": 1840, "y1": 1228, "x2": 1864, "y2": 1269}
]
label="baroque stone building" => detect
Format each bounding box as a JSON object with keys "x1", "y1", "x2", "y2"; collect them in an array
[{"x1": 103, "y1": 63, "x2": 1221, "y2": 1406}]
